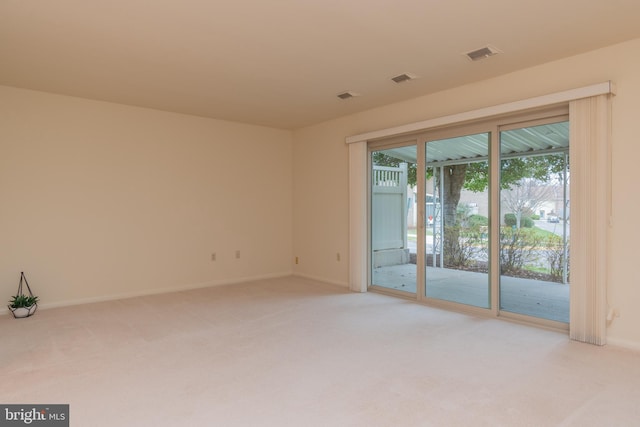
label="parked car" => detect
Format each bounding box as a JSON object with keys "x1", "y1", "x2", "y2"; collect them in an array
[{"x1": 547, "y1": 215, "x2": 560, "y2": 223}]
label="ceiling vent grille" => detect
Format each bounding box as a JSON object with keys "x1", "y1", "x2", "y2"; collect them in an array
[
  {"x1": 337, "y1": 91, "x2": 359, "y2": 100},
  {"x1": 464, "y1": 45, "x2": 502, "y2": 61},
  {"x1": 391, "y1": 73, "x2": 417, "y2": 83}
]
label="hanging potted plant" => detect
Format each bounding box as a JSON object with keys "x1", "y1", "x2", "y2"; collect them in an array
[{"x1": 7, "y1": 272, "x2": 38, "y2": 319}]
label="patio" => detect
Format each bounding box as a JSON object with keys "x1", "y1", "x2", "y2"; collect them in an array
[{"x1": 373, "y1": 264, "x2": 569, "y2": 323}]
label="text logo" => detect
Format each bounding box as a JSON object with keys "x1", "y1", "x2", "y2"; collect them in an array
[{"x1": 0, "y1": 405, "x2": 68, "y2": 426}]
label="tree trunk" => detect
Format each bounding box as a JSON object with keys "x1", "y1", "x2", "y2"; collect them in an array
[
  {"x1": 441, "y1": 164, "x2": 467, "y2": 226},
  {"x1": 441, "y1": 164, "x2": 467, "y2": 267}
]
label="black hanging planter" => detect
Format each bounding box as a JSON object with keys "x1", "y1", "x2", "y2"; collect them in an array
[{"x1": 8, "y1": 272, "x2": 39, "y2": 319}]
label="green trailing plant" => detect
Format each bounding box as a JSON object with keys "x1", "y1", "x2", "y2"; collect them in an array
[
  {"x1": 8, "y1": 272, "x2": 39, "y2": 318},
  {"x1": 9, "y1": 294, "x2": 39, "y2": 309}
]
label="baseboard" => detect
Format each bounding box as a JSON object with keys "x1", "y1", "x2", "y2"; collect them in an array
[
  {"x1": 293, "y1": 272, "x2": 349, "y2": 288},
  {"x1": 0, "y1": 271, "x2": 292, "y2": 316},
  {"x1": 606, "y1": 337, "x2": 640, "y2": 352}
]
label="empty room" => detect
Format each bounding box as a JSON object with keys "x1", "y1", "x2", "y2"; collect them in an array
[{"x1": 2, "y1": 1, "x2": 640, "y2": 426}]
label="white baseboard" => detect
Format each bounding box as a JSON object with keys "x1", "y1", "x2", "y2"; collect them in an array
[
  {"x1": 0, "y1": 271, "x2": 292, "y2": 316},
  {"x1": 293, "y1": 272, "x2": 349, "y2": 288},
  {"x1": 605, "y1": 337, "x2": 640, "y2": 352}
]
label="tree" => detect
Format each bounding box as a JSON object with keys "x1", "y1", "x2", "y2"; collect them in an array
[
  {"x1": 437, "y1": 155, "x2": 565, "y2": 210},
  {"x1": 373, "y1": 151, "x2": 567, "y2": 265},
  {"x1": 440, "y1": 164, "x2": 468, "y2": 227},
  {"x1": 464, "y1": 156, "x2": 566, "y2": 192},
  {"x1": 501, "y1": 178, "x2": 555, "y2": 228}
]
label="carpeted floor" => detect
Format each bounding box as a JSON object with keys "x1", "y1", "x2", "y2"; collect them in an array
[{"x1": 2, "y1": 276, "x2": 639, "y2": 426}]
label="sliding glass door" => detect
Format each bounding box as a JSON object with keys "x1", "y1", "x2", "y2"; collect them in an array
[
  {"x1": 368, "y1": 111, "x2": 570, "y2": 328},
  {"x1": 499, "y1": 121, "x2": 570, "y2": 323},
  {"x1": 424, "y1": 133, "x2": 490, "y2": 308}
]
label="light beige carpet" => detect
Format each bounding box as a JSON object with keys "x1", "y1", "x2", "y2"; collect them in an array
[{"x1": 2, "y1": 276, "x2": 639, "y2": 426}]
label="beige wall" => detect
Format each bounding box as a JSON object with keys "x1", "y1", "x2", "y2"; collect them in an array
[
  {"x1": 293, "y1": 117, "x2": 351, "y2": 286},
  {"x1": 292, "y1": 37, "x2": 640, "y2": 348},
  {"x1": 0, "y1": 86, "x2": 293, "y2": 308}
]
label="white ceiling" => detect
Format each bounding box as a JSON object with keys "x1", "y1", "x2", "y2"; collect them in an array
[{"x1": 2, "y1": 1, "x2": 640, "y2": 129}]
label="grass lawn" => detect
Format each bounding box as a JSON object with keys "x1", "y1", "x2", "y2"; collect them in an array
[{"x1": 408, "y1": 226, "x2": 556, "y2": 241}]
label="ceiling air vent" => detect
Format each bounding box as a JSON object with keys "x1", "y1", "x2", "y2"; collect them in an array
[
  {"x1": 391, "y1": 73, "x2": 417, "y2": 83},
  {"x1": 464, "y1": 45, "x2": 502, "y2": 61},
  {"x1": 337, "y1": 91, "x2": 360, "y2": 100}
]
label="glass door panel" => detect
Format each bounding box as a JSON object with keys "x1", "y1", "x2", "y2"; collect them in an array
[
  {"x1": 371, "y1": 146, "x2": 417, "y2": 294},
  {"x1": 425, "y1": 133, "x2": 490, "y2": 308},
  {"x1": 499, "y1": 121, "x2": 570, "y2": 323}
]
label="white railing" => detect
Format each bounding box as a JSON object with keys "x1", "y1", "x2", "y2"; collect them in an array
[{"x1": 373, "y1": 166, "x2": 405, "y2": 188}]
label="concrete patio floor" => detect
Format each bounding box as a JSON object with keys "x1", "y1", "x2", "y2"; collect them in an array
[{"x1": 372, "y1": 263, "x2": 569, "y2": 323}]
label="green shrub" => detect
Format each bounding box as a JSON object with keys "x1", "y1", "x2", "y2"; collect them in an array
[
  {"x1": 504, "y1": 213, "x2": 535, "y2": 228},
  {"x1": 504, "y1": 213, "x2": 533, "y2": 228},
  {"x1": 500, "y1": 227, "x2": 543, "y2": 276},
  {"x1": 504, "y1": 213, "x2": 517, "y2": 227},
  {"x1": 521, "y1": 217, "x2": 534, "y2": 228},
  {"x1": 443, "y1": 226, "x2": 485, "y2": 268},
  {"x1": 467, "y1": 214, "x2": 488, "y2": 228},
  {"x1": 530, "y1": 214, "x2": 540, "y2": 220},
  {"x1": 545, "y1": 235, "x2": 569, "y2": 283}
]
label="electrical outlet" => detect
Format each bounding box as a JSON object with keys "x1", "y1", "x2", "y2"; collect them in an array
[
  {"x1": 211, "y1": 253, "x2": 216, "y2": 261},
  {"x1": 235, "y1": 250, "x2": 240, "y2": 259},
  {"x1": 336, "y1": 252, "x2": 341, "y2": 261},
  {"x1": 295, "y1": 256, "x2": 299, "y2": 265}
]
